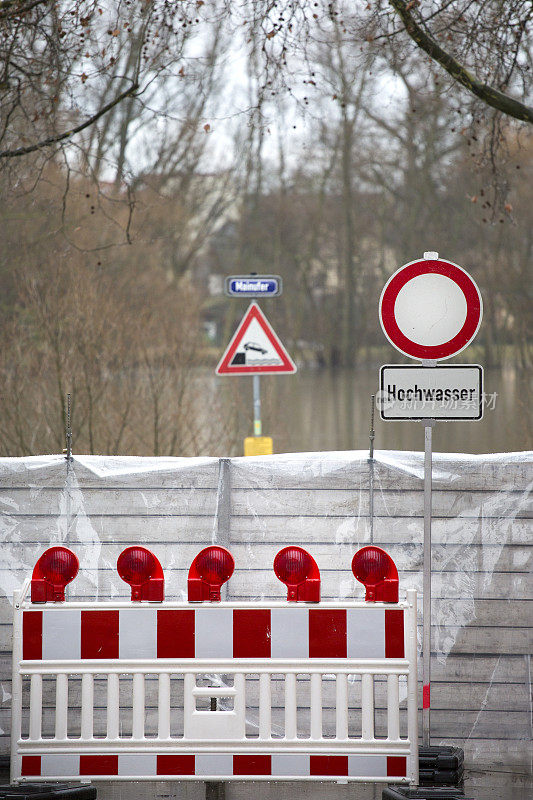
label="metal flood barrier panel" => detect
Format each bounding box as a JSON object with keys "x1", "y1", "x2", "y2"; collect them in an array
[{"x1": 11, "y1": 584, "x2": 418, "y2": 785}]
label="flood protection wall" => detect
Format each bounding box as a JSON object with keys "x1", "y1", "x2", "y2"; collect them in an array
[{"x1": 0, "y1": 451, "x2": 530, "y2": 787}]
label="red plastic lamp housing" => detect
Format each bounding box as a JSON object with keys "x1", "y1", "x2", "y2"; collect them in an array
[
  {"x1": 351, "y1": 546, "x2": 399, "y2": 603},
  {"x1": 188, "y1": 546, "x2": 235, "y2": 601},
  {"x1": 273, "y1": 546, "x2": 320, "y2": 602},
  {"x1": 117, "y1": 546, "x2": 164, "y2": 601},
  {"x1": 31, "y1": 547, "x2": 79, "y2": 603}
]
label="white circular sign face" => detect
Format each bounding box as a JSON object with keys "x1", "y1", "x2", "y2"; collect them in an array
[
  {"x1": 393, "y1": 273, "x2": 468, "y2": 347},
  {"x1": 379, "y1": 257, "x2": 483, "y2": 361}
]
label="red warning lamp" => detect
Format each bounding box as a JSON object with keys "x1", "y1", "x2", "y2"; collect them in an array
[
  {"x1": 351, "y1": 546, "x2": 399, "y2": 603},
  {"x1": 188, "y1": 546, "x2": 234, "y2": 601},
  {"x1": 274, "y1": 546, "x2": 320, "y2": 602},
  {"x1": 31, "y1": 547, "x2": 79, "y2": 603},
  {"x1": 117, "y1": 546, "x2": 164, "y2": 601}
]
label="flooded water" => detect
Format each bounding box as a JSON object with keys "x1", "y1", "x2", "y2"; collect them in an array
[{"x1": 216, "y1": 365, "x2": 532, "y2": 456}]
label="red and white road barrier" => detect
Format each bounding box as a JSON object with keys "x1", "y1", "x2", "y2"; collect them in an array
[
  {"x1": 11, "y1": 546, "x2": 418, "y2": 785},
  {"x1": 21, "y1": 752, "x2": 409, "y2": 780},
  {"x1": 22, "y1": 605, "x2": 406, "y2": 661}
]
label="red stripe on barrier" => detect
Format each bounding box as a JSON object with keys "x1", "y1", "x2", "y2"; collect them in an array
[
  {"x1": 22, "y1": 611, "x2": 42, "y2": 660},
  {"x1": 80, "y1": 755, "x2": 119, "y2": 775},
  {"x1": 21, "y1": 756, "x2": 41, "y2": 776},
  {"x1": 157, "y1": 754, "x2": 195, "y2": 775},
  {"x1": 233, "y1": 609, "x2": 271, "y2": 658},
  {"x1": 310, "y1": 755, "x2": 348, "y2": 776},
  {"x1": 387, "y1": 756, "x2": 407, "y2": 777},
  {"x1": 80, "y1": 610, "x2": 119, "y2": 659},
  {"x1": 385, "y1": 609, "x2": 404, "y2": 658},
  {"x1": 157, "y1": 610, "x2": 195, "y2": 658},
  {"x1": 309, "y1": 609, "x2": 347, "y2": 658},
  {"x1": 233, "y1": 755, "x2": 271, "y2": 775},
  {"x1": 423, "y1": 683, "x2": 430, "y2": 709}
]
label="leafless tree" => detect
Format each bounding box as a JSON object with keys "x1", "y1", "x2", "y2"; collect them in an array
[
  {"x1": 0, "y1": 170, "x2": 242, "y2": 456},
  {"x1": 0, "y1": 0, "x2": 222, "y2": 159},
  {"x1": 386, "y1": 0, "x2": 533, "y2": 123}
]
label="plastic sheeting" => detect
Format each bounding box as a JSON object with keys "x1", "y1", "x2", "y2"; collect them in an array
[{"x1": 0, "y1": 450, "x2": 531, "y2": 793}]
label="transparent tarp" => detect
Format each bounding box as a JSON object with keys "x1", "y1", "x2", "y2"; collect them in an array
[{"x1": 0, "y1": 451, "x2": 531, "y2": 799}]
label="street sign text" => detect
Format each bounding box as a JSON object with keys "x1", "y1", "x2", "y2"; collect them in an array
[
  {"x1": 225, "y1": 275, "x2": 282, "y2": 297},
  {"x1": 378, "y1": 365, "x2": 483, "y2": 420}
]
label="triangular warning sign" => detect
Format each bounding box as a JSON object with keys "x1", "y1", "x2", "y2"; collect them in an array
[{"x1": 216, "y1": 302, "x2": 297, "y2": 375}]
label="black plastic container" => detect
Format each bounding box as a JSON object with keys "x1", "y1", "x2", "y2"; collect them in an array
[
  {"x1": 382, "y1": 787, "x2": 473, "y2": 800},
  {"x1": 419, "y1": 769, "x2": 464, "y2": 786},
  {"x1": 419, "y1": 746, "x2": 464, "y2": 772},
  {"x1": 418, "y1": 745, "x2": 465, "y2": 787},
  {"x1": 0, "y1": 785, "x2": 96, "y2": 800}
]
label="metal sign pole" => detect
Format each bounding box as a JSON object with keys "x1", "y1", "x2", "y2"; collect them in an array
[
  {"x1": 64, "y1": 393, "x2": 73, "y2": 549},
  {"x1": 65, "y1": 393, "x2": 72, "y2": 462},
  {"x1": 377, "y1": 250, "x2": 483, "y2": 756},
  {"x1": 253, "y1": 374, "x2": 262, "y2": 436},
  {"x1": 369, "y1": 395, "x2": 375, "y2": 545},
  {"x1": 422, "y1": 418, "x2": 434, "y2": 747}
]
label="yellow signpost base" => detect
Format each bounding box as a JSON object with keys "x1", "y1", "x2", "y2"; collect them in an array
[{"x1": 244, "y1": 436, "x2": 273, "y2": 456}]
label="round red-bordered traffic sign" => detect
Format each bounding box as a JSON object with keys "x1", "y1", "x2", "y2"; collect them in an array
[{"x1": 379, "y1": 257, "x2": 483, "y2": 360}]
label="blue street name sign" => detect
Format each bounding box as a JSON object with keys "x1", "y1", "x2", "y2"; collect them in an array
[{"x1": 225, "y1": 275, "x2": 282, "y2": 297}]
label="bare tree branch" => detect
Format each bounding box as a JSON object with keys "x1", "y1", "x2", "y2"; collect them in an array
[
  {"x1": 0, "y1": 0, "x2": 50, "y2": 18},
  {"x1": 0, "y1": 0, "x2": 50, "y2": 21},
  {"x1": 0, "y1": 81, "x2": 139, "y2": 159},
  {"x1": 389, "y1": 0, "x2": 533, "y2": 124}
]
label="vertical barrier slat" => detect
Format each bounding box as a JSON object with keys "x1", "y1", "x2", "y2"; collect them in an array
[
  {"x1": 259, "y1": 673, "x2": 271, "y2": 739},
  {"x1": 107, "y1": 673, "x2": 120, "y2": 740},
  {"x1": 310, "y1": 673, "x2": 322, "y2": 740},
  {"x1": 81, "y1": 673, "x2": 94, "y2": 740},
  {"x1": 406, "y1": 589, "x2": 420, "y2": 785},
  {"x1": 387, "y1": 674, "x2": 400, "y2": 740},
  {"x1": 335, "y1": 673, "x2": 348, "y2": 739},
  {"x1": 10, "y1": 587, "x2": 25, "y2": 781},
  {"x1": 132, "y1": 673, "x2": 145, "y2": 739},
  {"x1": 55, "y1": 673, "x2": 68, "y2": 740},
  {"x1": 158, "y1": 673, "x2": 171, "y2": 740},
  {"x1": 234, "y1": 672, "x2": 245, "y2": 724},
  {"x1": 29, "y1": 674, "x2": 42, "y2": 741},
  {"x1": 183, "y1": 672, "x2": 195, "y2": 739},
  {"x1": 361, "y1": 673, "x2": 374, "y2": 740},
  {"x1": 284, "y1": 672, "x2": 297, "y2": 740}
]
